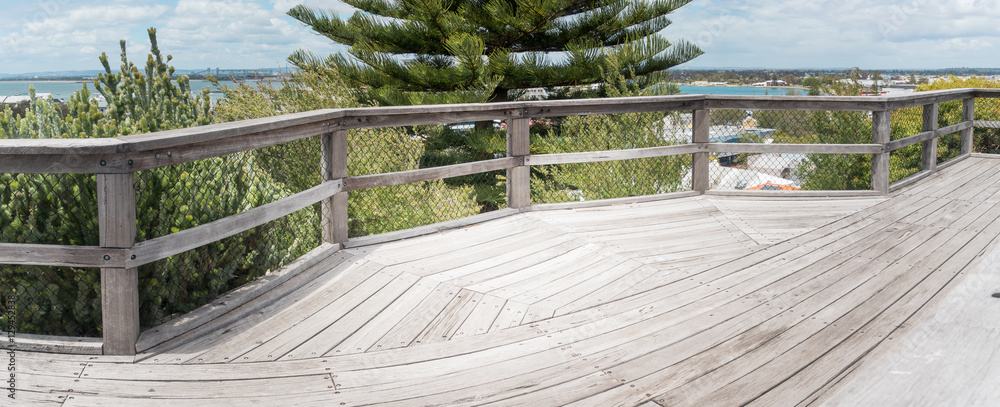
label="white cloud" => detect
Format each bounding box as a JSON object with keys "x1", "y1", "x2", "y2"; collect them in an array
[
  {"x1": 667, "y1": 0, "x2": 1000, "y2": 69},
  {"x1": 1, "y1": 0, "x2": 997, "y2": 74}
]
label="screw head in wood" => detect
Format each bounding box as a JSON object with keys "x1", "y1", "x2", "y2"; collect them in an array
[
  {"x1": 100, "y1": 160, "x2": 107, "y2": 166},
  {"x1": 103, "y1": 255, "x2": 111, "y2": 260}
]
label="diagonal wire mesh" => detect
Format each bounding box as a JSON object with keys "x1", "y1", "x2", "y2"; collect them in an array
[
  {"x1": 134, "y1": 136, "x2": 322, "y2": 328},
  {"x1": 531, "y1": 111, "x2": 691, "y2": 203},
  {"x1": 1, "y1": 173, "x2": 102, "y2": 336},
  {"x1": 347, "y1": 123, "x2": 506, "y2": 238},
  {"x1": 936, "y1": 100, "x2": 966, "y2": 164},
  {"x1": 708, "y1": 109, "x2": 872, "y2": 191},
  {"x1": 974, "y1": 97, "x2": 1000, "y2": 154},
  {"x1": 889, "y1": 106, "x2": 924, "y2": 182}
]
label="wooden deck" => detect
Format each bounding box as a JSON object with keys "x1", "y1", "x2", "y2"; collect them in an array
[{"x1": 16, "y1": 156, "x2": 1000, "y2": 406}]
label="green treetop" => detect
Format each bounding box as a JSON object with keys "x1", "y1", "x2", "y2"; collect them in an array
[{"x1": 287, "y1": 0, "x2": 702, "y2": 105}]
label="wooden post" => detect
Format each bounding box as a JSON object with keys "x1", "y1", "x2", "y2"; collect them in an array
[
  {"x1": 507, "y1": 117, "x2": 531, "y2": 209},
  {"x1": 962, "y1": 98, "x2": 975, "y2": 155},
  {"x1": 97, "y1": 173, "x2": 139, "y2": 355},
  {"x1": 871, "y1": 110, "x2": 891, "y2": 194},
  {"x1": 321, "y1": 131, "x2": 349, "y2": 245},
  {"x1": 692, "y1": 109, "x2": 710, "y2": 193},
  {"x1": 922, "y1": 103, "x2": 939, "y2": 173}
]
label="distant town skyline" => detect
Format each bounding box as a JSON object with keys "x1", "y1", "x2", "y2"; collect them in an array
[{"x1": 0, "y1": 0, "x2": 998, "y2": 75}]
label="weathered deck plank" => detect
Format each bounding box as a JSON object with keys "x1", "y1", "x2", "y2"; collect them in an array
[{"x1": 18, "y1": 156, "x2": 1000, "y2": 406}]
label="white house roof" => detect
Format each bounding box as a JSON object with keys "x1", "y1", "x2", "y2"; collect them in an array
[{"x1": 0, "y1": 93, "x2": 53, "y2": 104}]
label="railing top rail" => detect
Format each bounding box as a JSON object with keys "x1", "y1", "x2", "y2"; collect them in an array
[{"x1": 0, "y1": 88, "x2": 986, "y2": 158}]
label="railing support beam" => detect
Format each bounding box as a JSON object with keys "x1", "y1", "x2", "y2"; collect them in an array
[
  {"x1": 962, "y1": 98, "x2": 976, "y2": 155},
  {"x1": 321, "y1": 130, "x2": 349, "y2": 245},
  {"x1": 97, "y1": 173, "x2": 139, "y2": 356},
  {"x1": 507, "y1": 117, "x2": 531, "y2": 209},
  {"x1": 692, "y1": 109, "x2": 710, "y2": 193},
  {"x1": 872, "y1": 111, "x2": 891, "y2": 194},
  {"x1": 922, "y1": 103, "x2": 939, "y2": 173}
]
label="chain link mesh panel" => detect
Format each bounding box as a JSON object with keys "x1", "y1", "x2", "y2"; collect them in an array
[
  {"x1": 937, "y1": 132, "x2": 963, "y2": 164},
  {"x1": 710, "y1": 109, "x2": 819, "y2": 144},
  {"x1": 707, "y1": 109, "x2": 872, "y2": 191},
  {"x1": 1, "y1": 266, "x2": 102, "y2": 337},
  {"x1": 936, "y1": 100, "x2": 965, "y2": 164},
  {"x1": 1, "y1": 173, "x2": 99, "y2": 245},
  {"x1": 974, "y1": 97, "x2": 1000, "y2": 154},
  {"x1": 1, "y1": 173, "x2": 102, "y2": 336},
  {"x1": 530, "y1": 111, "x2": 692, "y2": 202},
  {"x1": 134, "y1": 136, "x2": 322, "y2": 329},
  {"x1": 533, "y1": 157, "x2": 692, "y2": 203},
  {"x1": 346, "y1": 123, "x2": 505, "y2": 238},
  {"x1": 938, "y1": 100, "x2": 964, "y2": 128},
  {"x1": 535, "y1": 111, "x2": 684, "y2": 152},
  {"x1": 889, "y1": 106, "x2": 924, "y2": 182},
  {"x1": 138, "y1": 205, "x2": 319, "y2": 328}
]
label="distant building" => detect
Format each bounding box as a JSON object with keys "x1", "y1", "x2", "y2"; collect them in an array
[
  {"x1": 521, "y1": 88, "x2": 549, "y2": 100},
  {"x1": 751, "y1": 80, "x2": 788, "y2": 87},
  {"x1": 0, "y1": 93, "x2": 53, "y2": 104}
]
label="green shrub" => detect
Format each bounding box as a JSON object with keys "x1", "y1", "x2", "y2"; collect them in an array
[{"x1": 1, "y1": 29, "x2": 316, "y2": 335}]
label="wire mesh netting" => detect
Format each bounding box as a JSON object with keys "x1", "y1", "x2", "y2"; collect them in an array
[
  {"x1": 707, "y1": 109, "x2": 872, "y2": 191},
  {"x1": 937, "y1": 133, "x2": 963, "y2": 164},
  {"x1": 1, "y1": 173, "x2": 103, "y2": 336},
  {"x1": 533, "y1": 157, "x2": 692, "y2": 203},
  {"x1": 530, "y1": 111, "x2": 692, "y2": 203},
  {"x1": 936, "y1": 100, "x2": 966, "y2": 164},
  {"x1": 347, "y1": 123, "x2": 507, "y2": 238},
  {"x1": 889, "y1": 106, "x2": 924, "y2": 183},
  {"x1": 0, "y1": 266, "x2": 102, "y2": 337},
  {"x1": 134, "y1": 136, "x2": 322, "y2": 328},
  {"x1": 710, "y1": 109, "x2": 820, "y2": 143},
  {"x1": 938, "y1": 100, "x2": 964, "y2": 128},
  {"x1": 138, "y1": 205, "x2": 319, "y2": 328},
  {"x1": 974, "y1": 97, "x2": 1000, "y2": 154}
]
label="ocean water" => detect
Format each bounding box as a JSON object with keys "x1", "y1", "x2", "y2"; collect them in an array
[
  {"x1": 679, "y1": 85, "x2": 808, "y2": 96},
  {"x1": 2, "y1": 80, "x2": 805, "y2": 104},
  {"x1": 0, "y1": 80, "x2": 241, "y2": 104}
]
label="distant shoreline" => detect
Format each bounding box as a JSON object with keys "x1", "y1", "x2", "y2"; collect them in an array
[
  {"x1": 0, "y1": 79, "x2": 90, "y2": 83},
  {"x1": 682, "y1": 83, "x2": 810, "y2": 90}
]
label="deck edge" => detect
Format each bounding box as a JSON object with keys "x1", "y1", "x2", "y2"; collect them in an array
[{"x1": 134, "y1": 242, "x2": 343, "y2": 353}]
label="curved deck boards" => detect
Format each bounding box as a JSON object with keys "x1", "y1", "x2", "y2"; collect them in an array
[{"x1": 15, "y1": 157, "x2": 1000, "y2": 406}]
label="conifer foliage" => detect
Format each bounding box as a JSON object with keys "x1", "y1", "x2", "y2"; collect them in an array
[{"x1": 287, "y1": 0, "x2": 702, "y2": 104}]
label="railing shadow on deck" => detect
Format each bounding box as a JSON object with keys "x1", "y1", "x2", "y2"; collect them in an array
[{"x1": 2, "y1": 88, "x2": 1000, "y2": 355}]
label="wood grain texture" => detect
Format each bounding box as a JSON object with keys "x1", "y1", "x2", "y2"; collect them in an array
[
  {"x1": 507, "y1": 117, "x2": 531, "y2": 209},
  {"x1": 922, "y1": 103, "x2": 939, "y2": 173},
  {"x1": 344, "y1": 157, "x2": 514, "y2": 191},
  {"x1": 130, "y1": 179, "x2": 342, "y2": 267},
  {"x1": 963, "y1": 98, "x2": 976, "y2": 154},
  {"x1": 0, "y1": 243, "x2": 125, "y2": 268},
  {"x1": 692, "y1": 109, "x2": 710, "y2": 193},
  {"x1": 871, "y1": 110, "x2": 891, "y2": 194},
  {"x1": 97, "y1": 173, "x2": 139, "y2": 356},
  {"x1": 11, "y1": 94, "x2": 1000, "y2": 406},
  {"x1": 525, "y1": 144, "x2": 700, "y2": 166},
  {"x1": 321, "y1": 130, "x2": 349, "y2": 245},
  {"x1": 134, "y1": 244, "x2": 344, "y2": 353},
  {"x1": 706, "y1": 143, "x2": 882, "y2": 155}
]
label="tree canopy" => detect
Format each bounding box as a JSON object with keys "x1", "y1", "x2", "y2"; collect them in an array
[{"x1": 287, "y1": 0, "x2": 701, "y2": 105}]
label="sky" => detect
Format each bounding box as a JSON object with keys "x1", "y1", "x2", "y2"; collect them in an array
[{"x1": 0, "y1": 0, "x2": 998, "y2": 75}]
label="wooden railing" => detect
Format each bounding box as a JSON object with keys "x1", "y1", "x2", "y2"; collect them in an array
[{"x1": 2, "y1": 88, "x2": 998, "y2": 355}]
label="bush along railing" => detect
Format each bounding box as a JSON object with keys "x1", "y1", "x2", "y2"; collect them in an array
[{"x1": 1, "y1": 89, "x2": 999, "y2": 355}]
